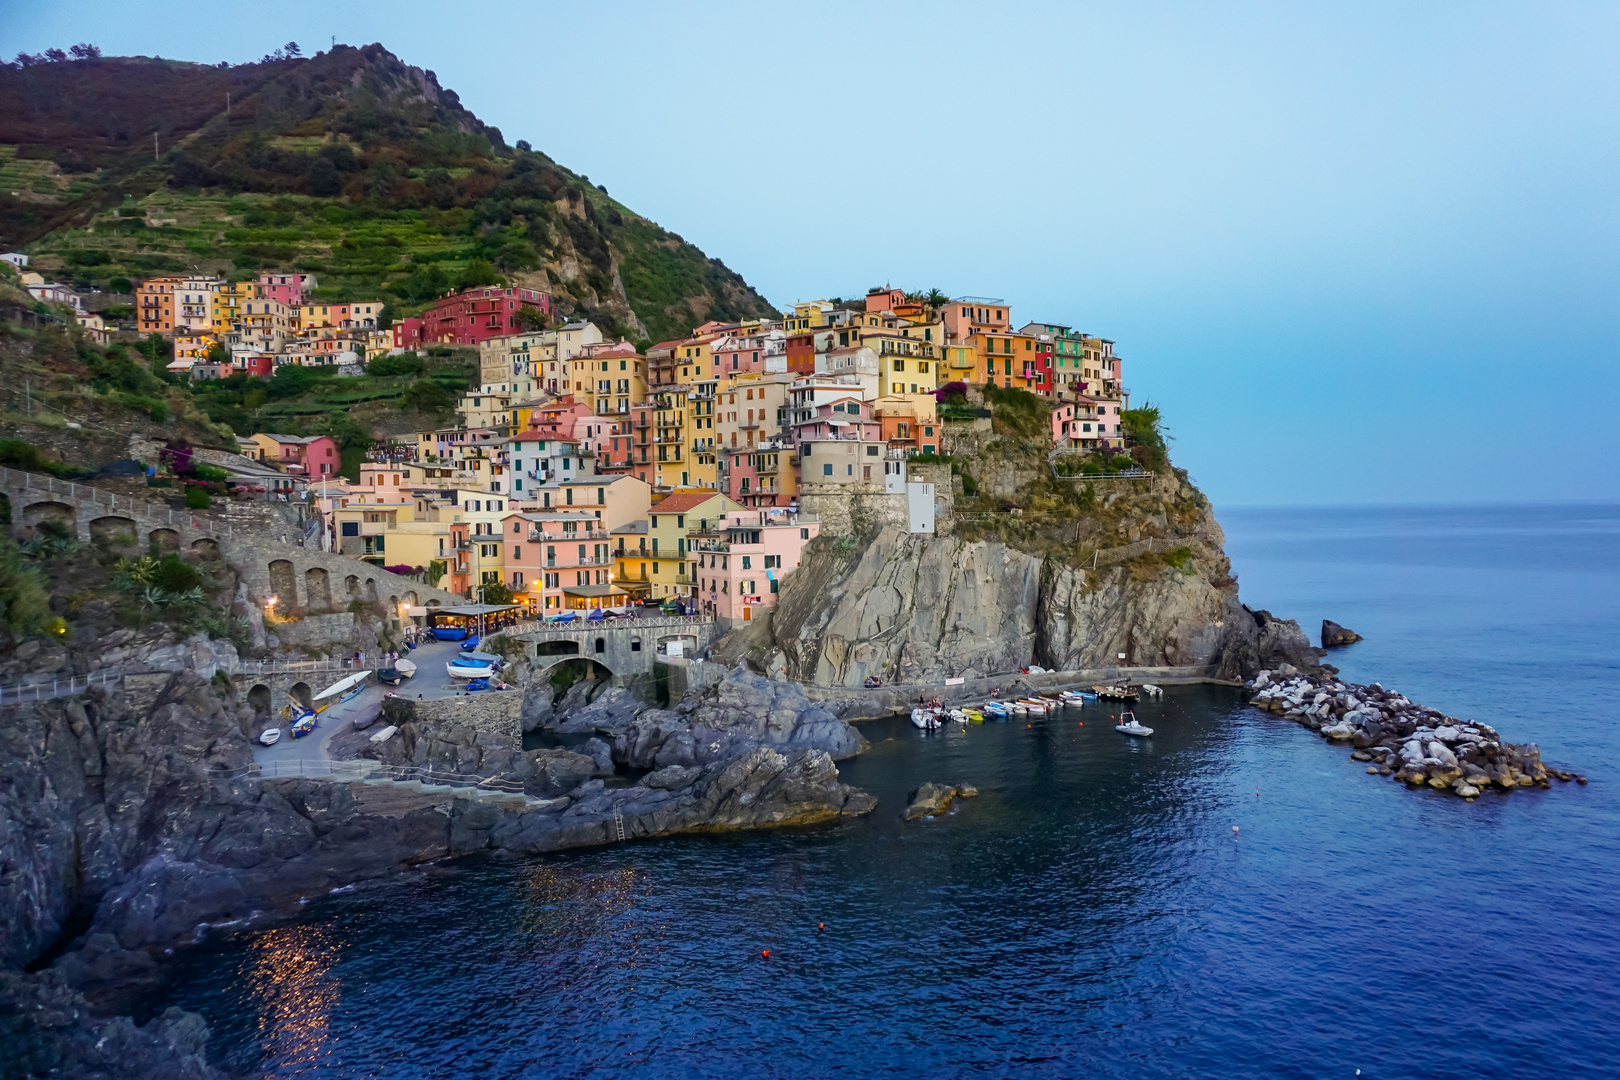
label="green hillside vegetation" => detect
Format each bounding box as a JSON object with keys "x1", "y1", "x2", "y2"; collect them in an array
[{"x1": 0, "y1": 44, "x2": 777, "y2": 342}]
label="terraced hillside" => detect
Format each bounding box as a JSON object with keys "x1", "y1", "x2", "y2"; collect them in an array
[{"x1": 0, "y1": 45, "x2": 777, "y2": 342}]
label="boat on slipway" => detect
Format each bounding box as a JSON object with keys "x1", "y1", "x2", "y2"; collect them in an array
[{"x1": 313, "y1": 670, "x2": 371, "y2": 712}]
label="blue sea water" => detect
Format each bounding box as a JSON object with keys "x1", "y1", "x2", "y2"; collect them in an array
[{"x1": 149, "y1": 505, "x2": 1620, "y2": 1079}]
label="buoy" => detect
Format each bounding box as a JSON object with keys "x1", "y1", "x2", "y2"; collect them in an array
[
  {"x1": 1232, "y1": 825, "x2": 1239, "y2": 836},
  {"x1": 761, "y1": 949, "x2": 770, "y2": 959},
  {"x1": 818, "y1": 924, "x2": 824, "y2": 932}
]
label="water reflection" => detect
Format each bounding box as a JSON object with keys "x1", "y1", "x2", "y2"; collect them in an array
[{"x1": 239, "y1": 924, "x2": 344, "y2": 1070}]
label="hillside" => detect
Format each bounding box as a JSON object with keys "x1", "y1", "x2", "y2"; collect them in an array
[{"x1": 0, "y1": 44, "x2": 777, "y2": 342}]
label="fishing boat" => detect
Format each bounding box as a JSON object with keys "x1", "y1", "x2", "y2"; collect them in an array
[
  {"x1": 1018, "y1": 698, "x2": 1048, "y2": 715},
  {"x1": 1093, "y1": 684, "x2": 1140, "y2": 702},
  {"x1": 446, "y1": 652, "x2": 503, "y2": 679},
  {"x1": 289, "y1": 710, "x2": 317, "y2": 739},
  {"x1": 1115, "y1": 710, "x2": 1154, "y2": 737},
  {"x1": 981, "y1": 701, "x2": 1009, "y2": 719},
  {"x1": 258, "y1": 727, "x2": 281, "y2": 747},
  {"x1": 1058, "y1": 690, "x2": 1091, "y2": 703},
  {"x1": 395, "y1": 658, "x2": 416, "y2": 679},
  {"x1": 313, "y1": 670, "x2": 370, "y2": 711}
]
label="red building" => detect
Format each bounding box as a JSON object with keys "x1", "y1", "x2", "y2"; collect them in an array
[
  {"x1": 393, "y1": 317, "x2": 425, "y2": 351},
  {"x1": 415, "y1": 286, "x2": 551, "y2": 348}
]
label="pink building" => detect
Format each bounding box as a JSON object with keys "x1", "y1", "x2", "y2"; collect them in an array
[
  {"x1": 789, "y1": 395, "x2": 881, "y2": 448},
  {"x1": 690, "y1": 508, "x2": 819, "y2": 624},
  {"x1": 259, "y1": 272, "x2": 315, "y2": 307},
  {"x1": 501, "y1": 511, "x2": 618, "y2": 613}
]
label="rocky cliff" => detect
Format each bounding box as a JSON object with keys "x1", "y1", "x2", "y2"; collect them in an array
[{"x1": 767, "y1": 470, "x2": 1316, "y2": 687}]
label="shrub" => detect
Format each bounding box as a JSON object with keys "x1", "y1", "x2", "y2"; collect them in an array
[
  {"x1": 365, "y1": 353, "x2": 424, "y2": 378},
  {"x1": 185, "y1": 486, "x2": 210, "y2": 509},
  {"x1": 1165, "y1": 546, "x2": 1194, "y2": 571},
  {"x1": 0, "y1": 539, "x2": 51, "y2": 635},
  {"x1": 151, "y1": 554, "x2": 204, "y2": 593},
  {"x1": 193, "y1": 464, "x2": 229, "y2": 483}
]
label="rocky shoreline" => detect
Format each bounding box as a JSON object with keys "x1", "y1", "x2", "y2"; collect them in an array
[{"x1": 1246, "y1": 666, "x2": 1586, "y2": 797}]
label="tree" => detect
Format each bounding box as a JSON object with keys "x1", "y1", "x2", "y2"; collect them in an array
[
  {"x1": 69, "y1": 43, "x2": 101, "y2": 60},
  {"x1": 400, "y1": 377, "x2": 453, "y2": 414},
  {"x1": 452, "y1": 259, "x2": 503, "y2": 291},
  {"x1": 284, "y1": 41, "x2": 301, "y2": 57},
  {"x1": 516, "y1": 140, "x2": 532, "y2": 152},
  {"x1": 206, "y1": 342, "x2": 229, "y2": 365},
  {"x1": 185, "y1": 486, "x2": 210, "y2": 510},
  {"x1": 513, "y1": 305, "x2": 548, "y2": 331},
  {"x1": 479, "y1": 581, "x2": 514, "y2": 605},
  {"x1": 377, "y1": 302, "x2": 394, "y2": 332},
  {"x1": 44, "y1": 48, "x2": 67, "y2": 63}
]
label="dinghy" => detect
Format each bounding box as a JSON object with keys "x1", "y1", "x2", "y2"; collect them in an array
[
  {"x1": 910, "y1": 707, "x2": 941, "y2": 730},
  {"x1": 1141, "y1": 684, "x2": 1163, "y2": 697},
  {"x1": 1115, "y1": 710, "x2": 1154, "y2": 737},
  {"x1": 981, "y1": 702, "x2": 1009, "y2": 719},
  {"x1": 258, "y1": 727, "x2": 281, "y2": 747}
]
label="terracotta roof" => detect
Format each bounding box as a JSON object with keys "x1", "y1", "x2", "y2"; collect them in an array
[{"x1": 651, "y1": 491, "x2": 725, "y2": 514}]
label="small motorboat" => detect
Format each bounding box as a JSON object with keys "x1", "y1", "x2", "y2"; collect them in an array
[
  {"x1": 289, "y1": 711, "x2": 317, "y2": 739},
  {"x1": 259, "y1": 727, "x2": 281, "y2": 746},
  {"x1": 962, "y1": 708, "x2": 984, "y2": 724},
  {"x1": 1019, "y1": 698, "x2": 1048, "y2": 715},
  {"x1": 447, "y1": 652, "x2": 502, "y2": 679},
  {"x1": 981, "y1": 702, "x2": 1009, "y2": 719},
  {"x1": 1093, "y1": 684, "x2": 1141, "y2": 702},
  {"x1": 910, "y1": 708, "x2": 941, "y2": 730},
  {"x1": 1059, "y1": 690, "x2": 1091, "y2": 704},
  {"x1": 1115, "y1": 710, "x2": 1154, "y2": 737},
  {"x1": 378, "y1": 667, "x2": 404, "y2": 686},
  {"x1": 1141, "y1": 684, "x2": 1164, "y2": 697},
  {"x1": 947, "y1": 708, "x2": 967, "y2": 723},
  {"x1": 1008, "y1": 701, "x2": 1028, "y2": 715},
  {"x1": 369, "y1": 724, "x2": 398, "y2": 744},
  {"x1": 352, "y1": 710, "x2": 377, "y2": 731},
  {"x1": 465, "y1": 677, "x2": 489, "y2": 692}
]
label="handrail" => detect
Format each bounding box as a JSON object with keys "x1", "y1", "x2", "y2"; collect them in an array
[
  {"x1": 493, "y1": 614, "x2": 712, "y2": 637},
  {"x1": 0, "y1": 671, "x2": 124, "y2": 706}
]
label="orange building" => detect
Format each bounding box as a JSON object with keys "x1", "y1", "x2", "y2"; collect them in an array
[{"x1": 136, "y1": 277, "x2": 180, "y2": 334}]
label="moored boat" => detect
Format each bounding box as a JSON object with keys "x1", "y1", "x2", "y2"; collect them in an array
[
  {"x1": 1115, "y1": 709, "x2": 1154, "y2": 737},
  {"x1": 910, "y1": 707, "x2": 942, "y2": 730},
  {"x1": 1093, "y1": 684, "x2": 1140, "y2": 702},
  {"x1": 981, "y1": 702, "x2": 1009, "y2": 719},
  {"x1": 1018, "y1": 698, "x2": 1048, "y2": 715},
  {"x1": 1141, "y1": 683, "x2": 1163, "y2": 697}
]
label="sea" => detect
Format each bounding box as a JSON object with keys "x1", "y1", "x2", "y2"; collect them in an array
[{"x1": 145, "y1": 504, "x2": 1620, "y2": 1078}]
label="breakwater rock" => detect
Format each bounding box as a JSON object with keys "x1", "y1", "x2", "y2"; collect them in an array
[
  {"x1": 1246, "y1": 668, "x2": 1584, "y2": 796},
  {"x1": 902, "y1": 782, "x2": 979, "y2": 821},
  {"x1": 1321, "y1": 620, "x2": 1363, "y2": 647}
]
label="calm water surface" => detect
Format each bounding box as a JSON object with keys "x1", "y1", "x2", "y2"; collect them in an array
[{"x1": 152, "y1": 505, "x2": 1620, "y2": 1078}]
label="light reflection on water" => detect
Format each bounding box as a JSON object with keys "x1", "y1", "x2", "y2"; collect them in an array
[{"x1": 241, "y1": 925, "x2": 342, "y2": 1071}]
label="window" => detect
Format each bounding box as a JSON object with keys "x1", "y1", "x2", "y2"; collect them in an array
[
  {"x1": 765, "y1": 555, "x2": 779, "y2": 569},
  {"x1": 513, "y1": 545, "x2": 521, "y2": 559},
  {"x1": 742, "y1": 556, "x2": 751, "y2": 569},
  {"x1": 823, "y1": 463, "x2": 833, "y2": 476}
]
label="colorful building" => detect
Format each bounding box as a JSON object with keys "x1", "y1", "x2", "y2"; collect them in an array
[
  {"x1": 415, "y1": 285, "x2": 551, "y2": 347},
  {"x1": 690, "y1": 508, "x2": 820, "y2": 624}
]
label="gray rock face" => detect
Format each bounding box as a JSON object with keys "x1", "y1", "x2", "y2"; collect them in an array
[
  {"x1": 368, "y1": 721, "x2": 598, "y2": 798},
  {"x1": 612, "y1": 667, "x2": 867, "y2": 769},
  {"x1": 771, "y1": 518, "x2": 1240, "y2": 687},
  {"x1": 1322, "y1": 620, "x2": 1364, "y2": 647}
]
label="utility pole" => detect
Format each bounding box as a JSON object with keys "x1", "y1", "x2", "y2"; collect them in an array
[
  {"x1": 24, "y1": 377, "x2": 31, "y2": 417},
  {"x1": 153, "y1": 132, "x2": 158, "y2": 162}
]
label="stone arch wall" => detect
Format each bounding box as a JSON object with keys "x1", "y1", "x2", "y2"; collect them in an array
[
  {"x1": 148, "y1": 527, "x2": 179, "y2": 553},
  {"x1": 365, "y1": 578, "x2": 378, "y2": 603},
  {"x1": 288, "y1": 681, "x2": 313, "y2": 709},
  {"x1": 191, "y1": 538, "x2": 219, "y2": 557},
  {"x1": 305, "y1": 567, "x2": 333, "y2": 611},
  {"x1": 268, "y1": 560, "x2": 298, "y2": 607},
  {"x1": 247, "y1": 684, "x2": 272, "y2": 716},
  {"x1": 534, "y1": 639, "x2": 581, "y2": 657},
  {"x1": 20, "y1": 500, "x2": 74, "y2": 538},
  {"x1": 534, "y1": 656, "x2": 613, "y2": 686},
  {"x1": 344, "y1": 574, "x2": 360, "y2": 599},
  {"x1": 90, "y1": 515, "x2": 139, "y2": 547}
]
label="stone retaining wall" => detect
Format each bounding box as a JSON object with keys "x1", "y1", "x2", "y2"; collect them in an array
[{"x1": 412, "y1": 691, "x2": 523, "y2": 739}]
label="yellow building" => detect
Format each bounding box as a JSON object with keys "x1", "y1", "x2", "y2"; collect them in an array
[
  {"x1": 211, "y1": 280, "x2": 263, "y2": 334},
  {"x1": 646, "y1": 491, "x2": 741, "y2": 599},
  {"x1": 683, "y1": 379, "x2": 719, "y2": 489},
  {"x1": 651, "y1": 386, "x2": 689, "y2": 489},
  {"x1": 941, "y1": 344, "x2": 978, "y2": 382},
  {"x1": 578, "y1": 341, "x2": 649, "y2": 417}
]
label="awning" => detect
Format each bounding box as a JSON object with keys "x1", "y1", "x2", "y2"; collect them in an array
[
  {"x1": 435, "y1": 603, "x2": 523, "y2": 616},
  {"x1": 561, "y1": 584, "x2": 627, "y2": 597}
]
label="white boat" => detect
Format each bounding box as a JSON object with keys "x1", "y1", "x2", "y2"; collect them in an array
[
  {"x1": 1008, "y1": 701, "x2": 1028, "y2": 715},
  {"x1": 1019, "y1": 698, "x2": 1048, "y2": 715},
  {"x1": 447, "y1": 661, "x2": 494, "y2": 679},
  {"x1": 982, "y1": 702, "x2": 1009, "y2": 718},
  {"x1": 947, "y1": 709, "x2": 967, "y2": 723},
  {"x1": 395, "y1": 658, "x2": 417, "y2": 679},
  {"x1": 314, "y1": 670, "x2": 370, "y2": 703},
  {"x1": 259, "y1": 727, "x2": 281, "y2": 746},
  {"x1": 1059, "y1": 690, "x2": 1088, "y2": 703},
  {"x1": 910, "y1": 708, "x2": 941, "y2": 730},
  {"x1": 1141, "y1": 683, "x2": 1163, "y2": 697},
  {"x1": 1115, "y1": 710, "x2": 1154, "y2": 737}
]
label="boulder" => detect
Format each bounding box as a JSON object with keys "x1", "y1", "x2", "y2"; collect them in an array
[
  {"x1": 1321, "y1": 620, "x2": 1363, "y2": 647},
  {"x1": 902, "y1": 782, "x2": 979, "y2": 821}
]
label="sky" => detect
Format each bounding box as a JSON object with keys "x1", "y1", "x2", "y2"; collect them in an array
[{"x1": 6, "y1": 1, "x2": 1619, "y2": 507}]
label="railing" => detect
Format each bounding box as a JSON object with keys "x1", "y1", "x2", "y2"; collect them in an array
[
  {"x1": 229, "y1": 758, "x2": 533, "y2": 796},
  {"x1": 496, "y1": 614, "x2": 714, "y2": 637},
  {"x1": 0, "y1": 671, "x2": 124, "y2": 706}
]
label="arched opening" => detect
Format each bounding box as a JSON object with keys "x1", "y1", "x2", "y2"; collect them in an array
[
  {"x1": 247, "y1": 683, "x2": 272, "y2": 717},
  {"x1": 364, "y1": 578, "x2": 378, "y2": 603},
  {"x1": 21, "y1": 500, "x2": 75, "y2": 539},
  {"x1": 305, "y1": 567, "x2": 332, "y2": 611},
  {"x1": 287, "y1": 681, "x2": 313, "y2": 710},
  {"x1": 345, "y1": 574, "x2": 360, "y2": 599},
  {"x1": 534, "y1": 639, "x2": 581, "y2": 657},
  {"x1": 537, "y1": 657, "x2": 613, "y2": 694},
  {"x1": 426, "y1": 598, "x2": 442, "y2": 608},
  {"x1": 268, "y1": 560, "x2": 298, "y2": 608},
  {"x1": 656, "y1": 634, "x2": 699, "y2": 658},
  {"x1": 0, "y1": 491, "x2": 11, "y2": 528},
  {"x1": 594, "y1": 636, "x2": 606, "y2": 654},
  {"x1": 90, "y1": 515, "x2": 139, "y2": 548},
  {"x1": 190, "y1": 537, "x2": 220, "y2": 557},
  {"x1": 148, "y1": 527, "x2": 179, "y2": 553},
  {"x1": 403, "y1": 590, "x2": 419, "y2": 606}
]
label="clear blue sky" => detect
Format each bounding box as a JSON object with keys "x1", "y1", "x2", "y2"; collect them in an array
[{"x1": 8, "y1": 1, "x2": 1618, "y2": 507}]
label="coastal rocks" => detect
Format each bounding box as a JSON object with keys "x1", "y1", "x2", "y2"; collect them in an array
[
  {"x1": 1245, "y1": 669, "x2": 1581, "y2": 798},
  {"x1": 902, "y1": 782, "x2": 980, "y2": 821},
  {"x1": 0, "y1": 968, "x2": 225, "y2": 1080},
  {"x1": 366, "y1": 721, "x2": 599, "y2": 797},
  {"x1": 610, "y1": 667, "x2": 867, "y2": 769},
  {"x1": 1216, "y1": 607, "x2": 1324, "y2": 680},
  {"x1": 1321, "y1": 620, "x2": 1363, "y2": 647}
]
